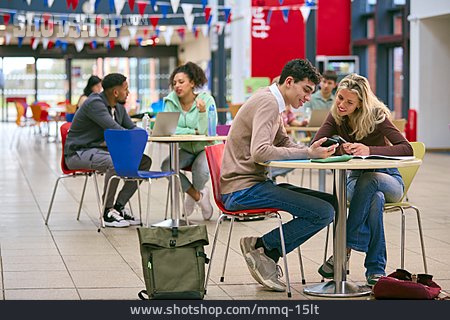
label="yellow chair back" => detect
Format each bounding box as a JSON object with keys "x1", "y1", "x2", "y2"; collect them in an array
[{"x1": 398, "y1": 142, "x2": 425, "y2": 201}]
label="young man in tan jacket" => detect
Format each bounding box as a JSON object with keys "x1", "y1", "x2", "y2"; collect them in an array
[{"x1": 220, "y1": 59, "x2": 338, "y2": 292}]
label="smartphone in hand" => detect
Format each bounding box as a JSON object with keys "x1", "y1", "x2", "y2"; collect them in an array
[{"x1": 321, "y1": 137, "x2": 339, "y2": 147}]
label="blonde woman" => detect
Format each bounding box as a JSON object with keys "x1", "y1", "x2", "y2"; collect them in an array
[{"x1": 312, "y1": 73, "x2": 413, "y2": 286}]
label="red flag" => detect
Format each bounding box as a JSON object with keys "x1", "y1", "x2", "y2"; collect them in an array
[
  {"x1": 137, "y1": 1, "x2": 147, "y2": 16},
  {"x1": 4, "y1": 13, "x2": 11, "y2": 25},
  {"x1": 129, "y1": 0, "x2": 136, "y2": 11},
  {"x1": 30, "y1": 37, "x2": 36, "y2": 47},
  {"x1": 149, "y1": 16, "x2": 159, "y2": 29},
  {"x1": 227, "y1": 12, "x2": 232, "y2": 24},
  {"x1": 109, "y1": 40, "x2": 115, "y2": 50},
  {"x1": 177, "y1": 27, "x2": 185, "y2": 41},
  {"x1": 47, "y1": 40, "x2": 55, "y2": 50},
  {"x1": 151, "y1": 35, "x2": 157, "y2": 47},
  {"x1": 71, "y1": 0, "x2": 79, "y2": 10},
  {"x1": 204, "y1": 7, "x2": 211, "y2": 23}
]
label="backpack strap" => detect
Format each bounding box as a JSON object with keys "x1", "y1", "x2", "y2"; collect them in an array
[{"x1": 197, "y1": 251, "x2": 210, "y2": 264}]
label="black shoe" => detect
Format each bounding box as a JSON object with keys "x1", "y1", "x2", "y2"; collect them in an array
[
  {"x1": 114, "y1": 204, "x2": 141, "y2": 226},
  {"x1": 103, "y1": 208, "x2": 130, "y2": 228}
]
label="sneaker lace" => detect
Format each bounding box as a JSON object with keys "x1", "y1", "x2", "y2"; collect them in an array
[
  {"x1": 120, "y1": 208, "x2": 134, "y2": 219},
  {"x1": 108, "y1": 209, "x2": 124, "y2": 221}
]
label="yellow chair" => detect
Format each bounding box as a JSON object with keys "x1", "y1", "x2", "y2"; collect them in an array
[
  {"x1": 14, "y1": 102, "x2": 26, "y2": 126},
  {"x1": 384, "y1": 141, "x2": 427, "y2": 272}
]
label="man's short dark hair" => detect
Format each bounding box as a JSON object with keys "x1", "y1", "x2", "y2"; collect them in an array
[
  {"x1": 279, "y1": 59, "x2": 321, "y2": 85},
  {"x1": 102, "y1": 73, "x2": 127, "y2": 90},
  {"x1": 322, "y1": 70, "x2": 338, "y2": 83}
]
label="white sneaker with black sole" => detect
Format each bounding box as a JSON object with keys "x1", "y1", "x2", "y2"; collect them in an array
[
  {"x1": 115, "y1": 206, "x2": 141, "y2": 226},
  {"x1": 104, "y1": 208, "x2": 130, "y2": 228}
]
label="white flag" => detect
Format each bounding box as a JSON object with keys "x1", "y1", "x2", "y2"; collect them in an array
[
  {"x1": 42, "y1": 38, "x2": 50, "y2": 50},
  {"x1": 48, "y1": 0, "x2": 55, "y2": 7},
  {"x1": 119, "y1": 36, "x2": 130, "y2": 50},
  {"x1": 26, "y1": 0, "x2": 32, "y2": 5},
  {"x1": 200, "y1": 24, "x2": 209, "y2": 38},
  {"x1": 300, "y1": 6, "x2": 311, "y2": 23},
  {"x1": 75, "y1": 39, "x2": 85, "y2": 52},
  {"x1": 32, "y1": 38, "x2": 39, "y2": 50},
  {"x1": 114, "y1": 0, "x2": 126, "y2": 15},
  {"x1": 170, "y1": 0, "x2": 180, "y2": 14},
  {"x1": 163, "y1": 26, "x2": 174, "y2": 46},
  {"x1": 128, "y1": 25, "x2": 138, "y2": 38},
  {"x1": 5, "y1": 33, "x2": 11, "y2": 45},
  {"x1": 181, "y1": 4, "x2": 194, "y2": 31}
]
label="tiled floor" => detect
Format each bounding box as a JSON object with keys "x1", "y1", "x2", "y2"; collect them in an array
[{"x1": 1, "y1": 123, "x2": 449, "y2": 300}]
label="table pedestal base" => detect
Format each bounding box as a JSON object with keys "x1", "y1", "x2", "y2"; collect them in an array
[
  {"x1": 303, "y1": 281, "x2": 371, "y2": 298},
  {"x1": 152, "y1": 218, "x2": 188, "y2": 228}
]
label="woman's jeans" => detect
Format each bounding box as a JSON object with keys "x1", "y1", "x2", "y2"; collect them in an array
[
  {"x1": 161, "y1": 149, "x2": 210, "y2": 192},
  {"x1": 347, "y1": 168, "x2": 404, "y2": 277},
  {"x1": 222, "y1": 180, "x2": 336, "y2": 255}
]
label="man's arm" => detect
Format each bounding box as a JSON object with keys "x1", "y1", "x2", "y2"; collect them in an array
[{"x1": 119, "y1": 105, "x2": 136, "y2": 129}]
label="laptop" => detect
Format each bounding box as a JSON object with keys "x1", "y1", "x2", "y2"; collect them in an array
[
  {"x1": 150, "y1": 112, "x2": 180, "y2": 137},
  {"x1": 307, "y1": 109, "x2": 329, "y2": 127}
]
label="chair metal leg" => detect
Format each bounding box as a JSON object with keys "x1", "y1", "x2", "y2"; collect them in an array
[
  {"x1": 276, "y1": 213, "x2": 292, "y2": 298},
  {"x1": 137, "y1": 180, "x2": 143, "y2": 225},
  {"x1": 145, "y1": 180, "x2": 152, "y2": 227},
  {"x1": 413, "y1": 206, "x2": 428, "y2": 273},
  {"x1": 175, "y1": 174, "x2": 187, "y2": 224},
  {"x1": 93, "y1": 172, "x2": 102, "y2": 215},
  {"x1": 164, "y1": 179, "x2": 171, "y2": 219},
  {"x1": 205, "y1": 214, "x2": 226, "y2": 293},
  {"x1": 297, "y1": 247, "x2": 306, "y2": 284},
  {"x1": 220, "y1": 216, "x2": 235, "y2": 282},
  {"x1": 45, "y1": 175, "x2": 64, "y2": 225},
  {"x1": 76, "y1": 175, "x2": 89, "y2": 220},
  {"x1": 400, "y1": 207, "x2": 406, "y2": 269}
]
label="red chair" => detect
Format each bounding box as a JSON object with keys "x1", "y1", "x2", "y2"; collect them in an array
[
  {"x1": 44, "y1": 122, "x2": 101, "y2": 225},
  {"x1": 204, "y1": 144, "x2": 305, "y2": 298}
]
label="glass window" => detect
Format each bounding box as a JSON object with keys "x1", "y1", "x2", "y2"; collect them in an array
[
  {"x1": 3, "y1": 57, "x2": 36, "y2": 103},
  {"x1": 390, "y1": 46, "x2": 403, "y2": 117},
  {"x1": 36, "y1": 59, "x2": 67, "y2": 106},
  {"x1": 71, "y1": 59, "x2": 103, "y2": 105}
]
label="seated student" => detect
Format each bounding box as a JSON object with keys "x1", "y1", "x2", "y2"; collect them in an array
[
  {"x1": 65, "y1": 73, "x2": 151, "y2": 228},
  {"x1": 312, "y1": 73, "x2": 413, "y2": 286},
  {"x1": 221, "y1": 59, "x2": 338, "y2": 292},
  {"x1": 303, "y1": 70, "x2": 338, "y2": 119},
  {"x1": 77, "y1": 75, "x2": 102, "y2": 110},
  {"x1": 160, "y1": 62, "x2": 217, "y2": 220}
]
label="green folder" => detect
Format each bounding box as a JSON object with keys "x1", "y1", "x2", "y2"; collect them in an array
[{"x1": 311, "y1": 155, "x2": 353, "y2": 163}]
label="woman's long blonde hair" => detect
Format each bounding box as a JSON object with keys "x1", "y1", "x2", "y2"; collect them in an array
[{"x1": 331, "y1": 73, "x2": 391, "y2": 140}]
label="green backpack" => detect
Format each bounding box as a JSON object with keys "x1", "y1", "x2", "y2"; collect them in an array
[{"x1": 137, "y1": 225, "x2": 209, "y2": 300}]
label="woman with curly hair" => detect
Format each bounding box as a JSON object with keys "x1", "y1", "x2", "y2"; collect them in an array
[
  {"x1": 312, "y1": 73, "x2": 413, "y2": 286},
  {"x1": 161, "y1": 62, "x2": 217, "y2": 220}
]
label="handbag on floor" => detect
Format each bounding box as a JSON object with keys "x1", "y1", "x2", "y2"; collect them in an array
[
  {"x1": 137, "y1": 225, "x2": 209, "y2": 300},
  {"x1": 373, "y1": 269, "x2": 442, "y2": 300}
]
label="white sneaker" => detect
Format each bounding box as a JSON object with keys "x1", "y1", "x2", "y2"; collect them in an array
[
  {"x1": 184, "y1": 194, "x2": 197, "y2": 217},
  {"x1": 103, "y1": 209, "x2": 130, "y2": 228},
  {"x1": 197, "y1": 187, "x2": 213, "y2": 220}
]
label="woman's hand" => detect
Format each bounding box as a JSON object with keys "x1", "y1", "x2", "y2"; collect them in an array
[
  {"x1": 308, "y1": 137, "x2": 338, "y2": 159},
  {"x1": 343, "y1": 142, "x2": 369, "y2": 156},
  {"x1": 196, "y1": 97, "x2": 206, "y2": 113}
]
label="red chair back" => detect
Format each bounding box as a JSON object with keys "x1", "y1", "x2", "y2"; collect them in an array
[
  {"x1": 60, "y1": 122, "x2": 92, "y2": 175},
  {"x1": 205, "y1": 144, "x2": 227, "y2": 212}
]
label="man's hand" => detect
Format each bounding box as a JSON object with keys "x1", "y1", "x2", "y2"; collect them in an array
[
  {"x1": 342, "y1": 142, "x2": 369, "y2": 156},
  {"x1": 308, "y1": 137, "x2": 338, "y2": 159},
  {"x1": 196, "y1": 97, "x2": 206, "y2": 113}
]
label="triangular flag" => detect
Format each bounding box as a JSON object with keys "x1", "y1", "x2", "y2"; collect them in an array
[
  {"x1": 136, "y1": 37, "x2": 143, "y2": 46},
  {"x1": 279, "y1": 0, "x2": 284, "y2": 5},
  {"x1": 108, "y1": 39, "x2": 115, "y2": 50},
  {"x1": 181, "y1": 4, "x2": 194, "y2": 30},
  {"x1": 149, "y1": 16, "x2": 159, "y2": 29},
  {"x1": 44, "y1": 0, "x2": 48, "y2": 7},
  {"x1": 266, "y1": 9, "x2": 273, "y2": 24},
  {"x1": 151, "y1": 35, "x2": 158, "y2": 47},
  {"x1": 42, "y1": 38, "x2": 49, "y2": 49},
  {"x1": 128, "y1": 0, "x2": 135, "y2": 11},
  {"x1": 32, "y1": 37, "x2": 40, "y2": 50},
  {"x1": 193, "y1": 26, "x2": 199, "y2": 38},
  {"x1": 18, "y1": 37, "x2": 24, "y2": 48},
  {"x1": 95, "y1": 0, "x2": 101, "y2": 11},
  {"x1": 48, "y1": 0, "x2": 55, "y2": 8},
  {"x1": 176, "y1": 27, "x2": 185, "y2": 41},
  {"x1": 181, "y1": 3, "x2": 193, "y2": 15},
  {"x1": 119, "y1": 36, "x2": 130, "y2": 50},
  {"x1": 3, "y1": 14, "x2": 10, "y2": 25},
  {"x1": 108, "y1": 0, "x2": 115, "y2": 12},
  {"x1": 114, "y1": 0, "x2": 125, "y2": 15},
  {"x1": 47, "y1": 40, "x2": 55, "y2": 50},
  {"x1": 201, "y1": 0, "x2": 208, "y2": 10},
  {"x1": 5, "y1": 33, "x2": 12, "y2": 45},
  {"x1": 75, "y1": 39, "x2": 85, "y2": 52},
  {"x1": 26, "y1": 0, "x2": 32, "y2": 5},
  {"x1": 282, "y1": 8, "x2": 290, "y2": 23},
  {"x1": 200, "y1": 24, "x2": 209, "y2": 38},
  {"x1": 61, "y1": 41, "x2": 68, "y2": 52},
  {"x1": 128, "y1": 25, "x2": 137, "y2": 38},
  {"x1": 90, "y1": 40, "x2": 97, "y2": 49},
  {"x1": 223, "y1": 8, "x2": 231, "y2": 24},
  {"x1": 204, "y1": 7, "x2": 211, "y2": 23},
  {"x1": 54, "y1": 40, "x2": 61, "y2": 48},
  {"x1": 155, "y1": 27, "x2": 160, "y2": 37},
  {"x1": 300, "y1": 6, "x2": 311, "y2": 23},
  {"x1": 30, "y1": 37, "x2": 36, "y2": 48},
  {"x1": 184, "y1": 15, "x2": 194, "y2": 32},
  {"x1": 137, "y1": 1, "x2": 147, "y2": 15},
  {"x1": 170, "y1": 0, "x2": 180, "y2": 14},
  {"x1": 160, "y1": 4, "x2": 169, "y2": 19},
  {"x1": 207, "y1": 15, "x2": 213, "y2": 28},
  {"x1": 150, "y1": 0, "x2": 157, "y2": 11}
]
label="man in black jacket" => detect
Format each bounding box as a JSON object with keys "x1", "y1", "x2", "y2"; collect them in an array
[{"x1": 65, "y1": 73, "x2": 151, "y2": 227}]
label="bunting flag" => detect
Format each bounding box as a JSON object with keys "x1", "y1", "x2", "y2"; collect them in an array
[
  {"x1": 3, "y1": 13, "x2": 10, "y2": 25},
  {"x1": 282, "y1": 8, "x2": 290, "y2": 23},
  {"x1": 114, "y1": 0, "x2": 126, "y2": 15},
  {"x1": 61, "y1": 41, "x2": 68, "y2": 52},
  {"x1": 163, "y1": 26, "x2": 173, "y2": 45},
  {"x1": 26, "y1": 0, "x2": 32, "y2": 5},
  {"x1": 300, "y1": 6, "x2": 311, "y2": 23},
  {"x1": 200, "y1": 24, "x2": 209, "y2": 38},
  {"x1": 279, "y1": 0, "x2": 284, "y2": 5},
  {"x1": 30, "y1": 37, "x2": 36, "y2": 48},
  {"x1": 95, "y1": 0, "x2": 101, "y2": 11},
  {"x1": 149, "y1": 16, "x2": 159, "y2": 29},
  {"x1": 66, "y1": 0, "x2": 79, "y2": 10},
  {"x1": 128, "y1": 0, "x2": 135, "y2": 11},
  {"x1": 176, "y1": 27, "x2": 185, "y2": 41},
  {"x1": 5, "y1": 33, "x2": 12, "y2": 45},
  {"x1": 42, "y1": 37, "x2": 49, "y2": 49},
  {"x1": 137, "y1": 1, "x2": 147, "y2": 15},
  {"x1": 223, "y1": 7, "x2": 231, "y2": 24},
  {"x1": 204, "y1": 6, "x2": 211, "y2": 23},
  {"x1": 135, "y1": 36, "x2": 143, "y2": 46},
  {"x1": 107, "y1": 39, "x2": 115, "y2": 50},
  {"x1": 108, "y1": 0, "x2": 115, "y2": 12},
  {"x1": 151, "y1": 35, "x2": 158, "y2": 46},
  {"x1": 207, "y1": 15, "x2": 213, "y2": 28},
  {"x1": 17, "y1": 37, "x2": 24, "y2": 48},
  {"x1": 47, "y1": 0, "x2": 55, "y2": 8},
  {"x1": 193, "y1": 25, "x2": 199, "y2": 38},
  {"x1": 160, "y1": 4, "x2": 169, "y2": 19},
  {"x1": 119, "y1": 36, "x2": 130, "y2": 50},
  {"x1": 54, "y1": 39, "x2": 61, "y2": 48},
  {"x1": 75, "y1": 39, "x2": 85, "y2": 52},
  {"x1": 47, "y1": 40, "x2": 55, "y2": 50},
  {"x1": 150, "y1": 0, "x2": 157, "y2": 11},
  {"x1": 170, "y1": 0, "x2": 180, "y2": 14},
  {"x1": 128, "y1": 25, "x2": 138, "y2": 38},
  {"x1": 31, "y1": 37, "x2": 40, "y2": 50},
  {"x1": 181, "y1": 4, "x2": 194, "y2": 31},
  {"x1": 201, "y1": 0, "x2": 208, "y2": 10},
  {"x1": 90, "y1": 40, "x2": 97, "y2": 49}
]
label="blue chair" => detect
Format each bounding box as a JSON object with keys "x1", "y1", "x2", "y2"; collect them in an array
[{"x1": 102, "y1": 128, "x2": 184, "y2": 229}]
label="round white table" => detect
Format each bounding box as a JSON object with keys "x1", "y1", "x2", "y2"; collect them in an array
[
  {"x1": 148, "y1": 135, "x2": 227, "y2": 227},
  {"x1": 263, "y1": 157, "x2": 422, "y2": 297}
]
